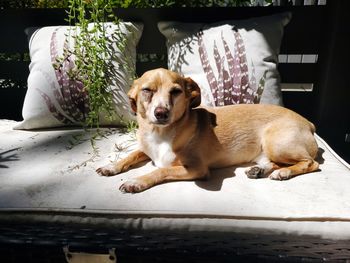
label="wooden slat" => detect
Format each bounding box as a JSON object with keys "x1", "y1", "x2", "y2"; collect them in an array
[{"x1": 281, "y1": 83, "x2": 313, "y2": 92}]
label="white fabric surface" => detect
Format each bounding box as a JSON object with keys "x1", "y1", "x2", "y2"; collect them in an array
[{"x1": 1, "y1": 119, "x2": 350, "y2": 240}]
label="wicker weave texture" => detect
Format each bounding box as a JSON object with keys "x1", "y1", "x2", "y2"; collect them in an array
[{"x1": 0, "y1": 223, "x2": 350, "y2": 262}]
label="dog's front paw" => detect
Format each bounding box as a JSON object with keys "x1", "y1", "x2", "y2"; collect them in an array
[
  {"x1": 119, "y1": 179, "x2": 149, "y2": 193},
  {"x1": 269, "y1": 168, "x2": 291, "y2": 180},
  {"x1": 96, "y1": 164, "x2": 121, "y2": 177}
]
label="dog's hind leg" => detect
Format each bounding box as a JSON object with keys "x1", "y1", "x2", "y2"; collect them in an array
[
  {"x1": 262, "y1": 124, "x2": 319, "y2": 180},
  {"x1": 246, "y1": 154, "x2": 319, "y2": 180},
  {"x1": 268, "y1": 159, "x2": 319, "y2": 180},
  {"x1": 245, "y1": 153, "x2": 281, "y2": 179}
]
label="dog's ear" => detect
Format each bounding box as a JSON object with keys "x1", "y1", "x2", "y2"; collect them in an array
[
  {"x1": 185, "y1": 77, "x2": 201, "y2": 108},
  {"x1": 127, "y1": 83, "x2": 138, "y2": 113}
]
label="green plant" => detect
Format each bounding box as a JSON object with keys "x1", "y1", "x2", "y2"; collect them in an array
[
  {"x1": 1, "y1": 0, "x2": 273, "y2": 8},
  {"x1": 109, "y1": 0, "x2": 253, "y2": 7},
  {"x1": 53, "y1": 0, "x2": 131, "y2": 128}
]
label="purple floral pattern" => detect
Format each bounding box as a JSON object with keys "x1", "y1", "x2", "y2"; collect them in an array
[
  {"x1": 198, "y1": 29, "x2": 267, "y2": 106},
  {"x1": 36, "y1": 27, "x2": 90, "y2": 125}
]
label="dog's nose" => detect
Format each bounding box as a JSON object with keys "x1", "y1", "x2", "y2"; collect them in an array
[{"x1": 154, "y1": 107, "x2": 169, "y2": 121}]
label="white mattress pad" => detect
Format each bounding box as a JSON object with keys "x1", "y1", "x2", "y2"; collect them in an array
[{"x1": 1, "y1": 119, "x2": 350, "y2": 240}]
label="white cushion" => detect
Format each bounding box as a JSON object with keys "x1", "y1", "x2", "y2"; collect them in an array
[
  {"x1": 1, "y1": 119, "x2": 350, "y2": 240},
  {"x1": 15, "y1": 22, "x2": 143, "y2": 129}
]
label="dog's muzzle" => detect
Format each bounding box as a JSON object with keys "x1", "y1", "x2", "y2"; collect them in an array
[{"x1": 154, "y1": 106, "x2": 170, "y2": 124}]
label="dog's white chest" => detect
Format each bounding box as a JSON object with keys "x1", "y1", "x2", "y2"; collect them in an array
[{"x1": 142, "y1": 131, "x2": 176, "y2": 168}]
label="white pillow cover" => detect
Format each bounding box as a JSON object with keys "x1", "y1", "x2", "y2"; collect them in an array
[
  {"x1": 15, "y1": 22, "x2": 143, "y2": 130},
  {"x1": 158, "y1": 13, "x2": 291, "y2": 107}
]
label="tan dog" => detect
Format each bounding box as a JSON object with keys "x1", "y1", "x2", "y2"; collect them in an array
[{"x1": 96, "y1": 68, "x2": 319, "y2": 193}]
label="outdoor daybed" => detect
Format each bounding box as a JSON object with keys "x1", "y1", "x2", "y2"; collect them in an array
[{"x1": 1, "y1": 2, "x2": 350, "y2": 262}]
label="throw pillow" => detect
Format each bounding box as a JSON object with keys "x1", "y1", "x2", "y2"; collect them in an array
[
  {"x1": 158, "y1": 13, "x2": 291, "y2": 107},
  {"x1": 15, "y1": 22, "x2": 143, "y2": 130}
]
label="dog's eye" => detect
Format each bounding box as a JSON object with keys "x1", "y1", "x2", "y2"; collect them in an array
[
  {"x1": 170, "y1": 88, "x2": 183, "y2": 96},
  {"x1": 142, "y1": 87, "x2": 152, "y2": 93}
]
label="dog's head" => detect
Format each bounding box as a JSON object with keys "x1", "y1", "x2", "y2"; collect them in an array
[{"x1": 128, "y1": 68, "x2": 201, "y2": 126}]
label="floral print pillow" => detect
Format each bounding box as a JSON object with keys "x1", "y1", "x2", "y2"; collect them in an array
[
  {"x1": 158, "y1": 13, "x2": 291, "y2": 107},
  {"x1": 15, "y1": 22, "x2": 143, "y2": 130}
]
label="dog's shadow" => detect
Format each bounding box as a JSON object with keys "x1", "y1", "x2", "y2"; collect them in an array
[
  {"x1": 316, "y1": 147, "x2": 325, "y2": 165},
  {"x1": 195, "y1": 166, "x2": 237, "y2": 191}
]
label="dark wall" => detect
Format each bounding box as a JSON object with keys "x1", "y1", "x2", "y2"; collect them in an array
[{"x1": 315, "y1": 0, "x2": 350, "y2": 162}]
